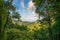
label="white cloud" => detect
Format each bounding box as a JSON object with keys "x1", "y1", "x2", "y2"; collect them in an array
[
  {"x1": 20, "y1": 0, "x2": 25, "y2": 9},
  {"x1": 28, "y1": 0, "x2": 36, "y2": 11},
  {"x1": 20, "y1": 0, "x2": 38, "y2": 22},
  {"x1": 20, "y1": 0, "x2": 26, "y2": 12},
  {"x1": 28, "y1": 0, "x2": 37, "y2": 16}
]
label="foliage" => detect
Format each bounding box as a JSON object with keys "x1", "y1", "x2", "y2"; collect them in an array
[
  {"x1": 12, "y1": 12, "x2": 21, "y2": 19},
  {"x1": 0, "y1": 0, "x2": 60, "y2": 40}
]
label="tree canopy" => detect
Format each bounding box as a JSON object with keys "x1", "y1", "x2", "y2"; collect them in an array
[{"x1": 0, "y1": 0, "x2": 60, "y2": 40}]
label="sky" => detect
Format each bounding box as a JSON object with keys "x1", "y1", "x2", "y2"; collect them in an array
[{"x1": 13, "y1": 0, "x2": 38, "y2": 22}]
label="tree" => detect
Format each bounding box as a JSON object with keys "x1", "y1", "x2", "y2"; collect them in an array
[
  {"x1": 0, "y1": 0, "x2": 16, "y2": 40},
  {"x1": 32, "y1": 0, "x2": 54, "y2": 40},
  {"x1": 12, "y1": 12, "x2": 21, "y2": 21},
  {"x1": 0, "y1": 0, "x2": 7, "y2": 40},
  {"x1": 33, "y1": 0, "x2": 60, "y2": 40},
  {"x1": 50, "y1": 0, "x2": 60, "y2": 40},
  {"x1": 4, "y1": 0, "x2": 16, "y2": 28}
]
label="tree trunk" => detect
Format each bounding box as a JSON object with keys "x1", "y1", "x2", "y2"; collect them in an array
[
  {"x1": 48, "y1": 23, "x2": 53, "y2": 40},
  {"x1": 46, "y1": 9, "x2": 53, "y2": 40},
  {"x1": 0, "y1": 14, "x2": 2, "y2": 40}
]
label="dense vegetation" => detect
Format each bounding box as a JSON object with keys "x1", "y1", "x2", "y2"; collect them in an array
[{"x1": 0, "y1": 0, "x2": 60, "y2": 40}]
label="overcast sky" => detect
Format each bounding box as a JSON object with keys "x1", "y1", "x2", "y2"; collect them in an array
[{"x1": 13, "y1": 0, "x2": 38, "y2": 22}]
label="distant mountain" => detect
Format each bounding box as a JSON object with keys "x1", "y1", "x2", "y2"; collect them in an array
[{"x1": 12, "y1": 19, "x2": 35, "y2": 25}]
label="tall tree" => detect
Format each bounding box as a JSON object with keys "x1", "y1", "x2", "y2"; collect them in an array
[
  {"x1": 33, "y1": 0, "x2": 60, "y2": 40},
  {"x1": 0, "y1": 0, "x2": 7, "y2": 40},
  {"x1": 32, "y1": 0, "x2": 54, "y2": 40},
  {"x1": 0, "y1": 0, "x2": 16, "y2": 40},
  {"x1": 4, "y1": 0, "x2": 15, "y2": 28}
]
